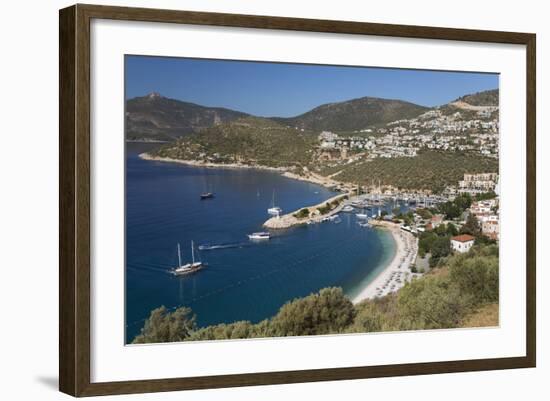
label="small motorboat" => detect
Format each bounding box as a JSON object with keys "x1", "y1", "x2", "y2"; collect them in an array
[
  {"x1": 200, "y1": 192, "x2": 214, "y2": 200},
  {"x1": 248, "y1": 232, "x2": 271, "y2": 240}
]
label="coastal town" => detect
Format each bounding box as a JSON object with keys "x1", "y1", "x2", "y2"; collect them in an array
[
  {"x1": 316, "y1": 103, "x2": 499, "y2": 162},
  {"x1": 125, "y1": 57, "x2": 501, "y2": 343},
  {"x1": 261, "y1": 169, "x2": 499, "y2": 302},
  {"x1": 139, "y1": 91, "x2": 500, "y2": 303},
  {"x1": 143, "y1": 89, "x2": 499, "y2": 200}
]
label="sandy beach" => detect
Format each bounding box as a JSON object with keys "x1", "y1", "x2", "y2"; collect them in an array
[
  {"x1": 352, "y1": 220, "x2": 420, "y2": 304},
  {"x1": 139, "y1": 153, "x2": 288, "y2": 172}
]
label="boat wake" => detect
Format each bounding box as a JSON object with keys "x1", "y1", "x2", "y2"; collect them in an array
[{"x1": 198, "y1": 242, "x2": 251, "y2": 251}]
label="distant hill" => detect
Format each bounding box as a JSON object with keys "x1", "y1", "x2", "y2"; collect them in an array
[
  {"x1": 272, "y1": 97, "x2": 428, "y2": 132},
  {"x1": 125, "y1": 93, "x2": 248, "y2": 141},
  {"x1": 454, "y1": 89, "x2": 499, "y2": 107},
  {"x1": 149, "y1": 116, "x2": 317, "y2": 168},
  {"x1": 126, "y1": 90, "x2": 498, "y2": 142}
]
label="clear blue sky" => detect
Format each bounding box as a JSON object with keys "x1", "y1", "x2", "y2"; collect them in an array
[{"x1": 125, "y1": 55, "x2": 498, "y2": 118}]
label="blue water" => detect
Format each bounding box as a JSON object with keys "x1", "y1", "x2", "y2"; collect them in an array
[{"x1": 125, "y1": 143, "x2": 395, "y2": 343}]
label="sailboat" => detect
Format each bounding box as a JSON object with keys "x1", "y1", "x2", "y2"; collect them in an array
[
  {"x1": 172, "y1": 241, "x2": 206, "y2": 276},
  {"x1": 356, "y1": 200, "x2": 368, "y2": 219},
  {"x1": 200, "y1": 181, "x2": 215, "y2": 199},
  {"x1": 267, "y1": 190, "x2": 282, "y2": 216},
  {"x1": 200, "y1": 183, "x2": 214, "y2": 199}
]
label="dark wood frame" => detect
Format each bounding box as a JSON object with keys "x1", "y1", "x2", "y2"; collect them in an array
[{"x1": 59, "y1": 3, "x2": 536, "y2": 397}]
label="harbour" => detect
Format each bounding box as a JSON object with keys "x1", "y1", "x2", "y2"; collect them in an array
[{"x1": 125, "y1": 143, "x2": 400, "y2": 343}]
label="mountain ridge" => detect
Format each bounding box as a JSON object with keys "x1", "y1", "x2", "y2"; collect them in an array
[
  {"x1": 271, "y1": 96, "x2": 429, "y2": 132},
  {"x1": 126, "y1": 93, "x2": 249, "y2": 141},
  {"x1": 126, "y1": 88, "x2": 499, "y2": 141},
  {"x1": 453, "y1": 88, "x2": 499, "y2": 107}
]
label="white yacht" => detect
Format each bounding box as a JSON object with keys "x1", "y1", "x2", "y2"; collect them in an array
[
  {"x1": 356, "y1": 212, "x2": 368, "y2": 219},
  {"x1": 248, "y1": 231, "x2": 271, "y2": 240},
  {"x1": 342, "y1": 205, "x2": 354, "y2": 212},
  {"x1": 267, "y1": 190, "x2": 282, "y2": 216},
  {"x1": 172, "y1": 241, "x2": 205, "y2": 276}
]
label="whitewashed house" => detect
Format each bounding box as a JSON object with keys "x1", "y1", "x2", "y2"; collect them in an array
[{"x1": 451, "y1": 234, "x2": 475, "y2": 253}]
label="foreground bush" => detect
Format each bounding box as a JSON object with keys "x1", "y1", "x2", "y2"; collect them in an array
[
  {"x1": 133, "y1": 306, "x2": 196, "y2": 344},
  {"x1": 269, "y1": 287, "x2": 355, "y2": 337}
]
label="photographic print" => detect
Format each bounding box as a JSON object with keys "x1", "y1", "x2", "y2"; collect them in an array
[{"x1": 125, "y1": 56, "x2": 500, "y2": 345}]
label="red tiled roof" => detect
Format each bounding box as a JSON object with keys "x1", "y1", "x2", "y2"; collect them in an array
[{"x1": 451, "y1": 234, "x2": 475, "y2": 243}]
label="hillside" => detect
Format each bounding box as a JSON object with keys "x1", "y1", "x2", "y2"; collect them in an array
[
  {"x1": 273, "y1": 96, "x2": 428, "y2": 132},
  {"x1": 125, "y1": 92, "x2": 248, "y2": 141},
  {"x1": 327, "y1": 150, "x2": 499, "y2": 193},
  {"x1": 149, "y1": 116, "x2": 317, "y2": 169},
  {"x1": 455, "y1": 88, "x2": 499, "y2": 106}
]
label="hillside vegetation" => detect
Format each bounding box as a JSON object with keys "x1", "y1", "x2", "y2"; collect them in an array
[
  {"x1": 126, "y1": 93, "x2": 248, "y2": 141},
  {"x1": 126, "y1": 94, "x2": 429, "y2": 141},
  {"x1": 133, "y1": 244, "x2": 499, "y2": 343},
  {"x1": 455, "y1": 89, "x2": 499, "y2": 106},
  {"x1": 126, "y1": 89, "x2": 497, "y2": 141},
  {"x1": 273, "y1": 96, "x2": 428, "y2": 132},
  {"x1": 330, "y1": 150, "x2": 499, "y2": 193},
  {"x1": 149, "y1": 116, "x2": 317, "y2": 169}
]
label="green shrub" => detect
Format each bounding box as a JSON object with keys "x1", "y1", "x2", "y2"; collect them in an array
[
  {"x1": 294, "y1": 208, "x2": 310, "y2": 219},
  {"x1": 449, "y1": 251, "x2": 499, "y2": 304},
  {"x1": 269, "y1": 287, "x2": 355, "y2": 337},
  {"x1": 133, "y1": 306, "x2": 196, "y2": 344},
  {"x1": 396, "y1": 276, "x2": 471, "y2": 330}
]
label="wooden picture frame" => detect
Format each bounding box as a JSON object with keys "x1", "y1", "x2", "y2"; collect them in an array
[{"x1": 59, "y1": 3, "x2": 536, "y2": 397}]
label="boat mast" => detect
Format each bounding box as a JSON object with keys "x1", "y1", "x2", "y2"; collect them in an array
[
  {"x1": 177, "y1": 243, "x2": 182, "y2": 267},
  {"x1": 191, "y1": 241, "x2": 195, "y2": 263}
]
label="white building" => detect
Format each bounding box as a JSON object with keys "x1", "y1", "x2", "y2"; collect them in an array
[
  {"x1": 481, "y1": 220, "x2": 499, "y2": 241},
  {"x1": 451, "y1": 234, "x2": 476, "y2": 253}
]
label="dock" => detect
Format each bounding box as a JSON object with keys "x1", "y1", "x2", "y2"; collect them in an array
[{"x1": 263, "y1": 193, "x2": 349, "y2": 229}]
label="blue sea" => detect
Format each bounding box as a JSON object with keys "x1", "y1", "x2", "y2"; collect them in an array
[{"x1": 125, "y1": 143, "x2": 396, "y2": 343}]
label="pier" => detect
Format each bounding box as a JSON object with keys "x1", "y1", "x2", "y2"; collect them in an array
[{"x1": 263, "y1": 193, "x2": 349, "y2": 229}]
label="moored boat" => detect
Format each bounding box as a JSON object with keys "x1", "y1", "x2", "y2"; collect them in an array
[
  {"x1": 267, "y1": 190, "x2": 282, "y2": 216},
  {"x1": 200, "y1": 192, "x2": 214, "y2": 199}
]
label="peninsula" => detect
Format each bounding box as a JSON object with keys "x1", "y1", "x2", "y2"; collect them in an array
[{"x1": 263, "y1": 193, "x2": 349, "y2": 229}]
